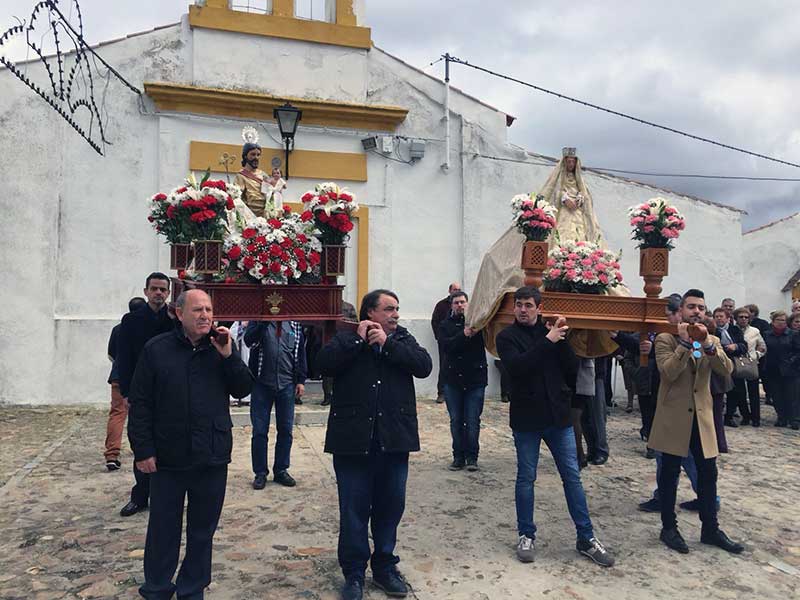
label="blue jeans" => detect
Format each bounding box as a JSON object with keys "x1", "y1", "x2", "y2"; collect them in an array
[
  {"x1": 513, "y1": 426, "x2": 594, "y2": 541},
  {"x1": 250, "y1": 382, "x2": 295, "y2": 476},
  {"x1": 333, "y1": 444, "x2": 409, "y2": 582},
  {"x1": 443, "y1": 384, "x2": 485, "y2": 462}
]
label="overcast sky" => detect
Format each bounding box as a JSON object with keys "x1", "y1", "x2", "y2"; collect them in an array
[{"x1": 3, "y1": 0, "x2": 799, "y2": 229}]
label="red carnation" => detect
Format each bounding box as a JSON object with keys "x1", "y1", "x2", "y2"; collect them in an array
[
  {"x1": 243, "y1": 256, "x2": 256, "y2": 269},
  {"x1": 319, "y1": 194, "x2": 329, "y2": 204},
  {"x1": 342, "y1": 221, "x2": 354, "y2": 233},
  {"x1": 301, "y1": 210, "x2": 313, "y2": 222},
  {"x1": 260, "y1": 265, "x2": 269, "y2": 275},
  {"x1": 281, "y1": 252, "x2": 289, "y2": 262},
  {"x1": 227, "y1": 246, "x2": 242, "y2": 260},
  {"x1": 328, "y1": 190, "x2": 338, "y2": 200},
  {"x1": 269, "y1": 244, "x2": 282, "y2": 257},
  {"x1": 242, "y1": 228, "x2": 257, "y2": 239},
  {"x1": 294, "y1": 248, "x2": 306, "y2": 260},
  {"x1": 203, "y1": 209, "x2": 216, "y2": 220},
  {"x1": 318, "y1": 212, "x2": 330, "y2": 223},
  {"x1": 190, "y1": 211, "x2": 207, "y2": 223},
  {"x1": 176, "y1": 187, "x2": 188, "y2": 194},
  {"x1": 297, "y1": 234, "x2": 308, "y2": 243},
  {"x1": 340, "y1": 193, "x2": 352, "y2": 203},
  {"x1": 154, "y1": 193, "x2": 167, "y2": 202},
  {"x1": 301, "y1": 192, "x2": 314, "y2": 202},
  {"x1": 255, "y1": 235, "x2": 267, "y2": 245},
  {"x1": 284, "y1": 267, "x2": 294, "y2": 278},
  {"x1": 270, "y1": 262, "x2": 282, "y2": 274},
  {"x1": 284, "y1": 205, "x2": 292, "y2": 214},
  {"x1": 258, "y1": 252, "x2": 270, "y2": 264},
  {"x1": 226, "y1": 196, "x2": 234, "y2": 210},
  {"x1": 298, "y1": 259, "x2": 308, "y2": 272},
  {"x1": 246, "y1": 243, "x2": 257, "y2": 252},
  {"x1": 309, "y1": 251, "x2": 321, "y2": 266},
  {"x1": 280, "y1": 238, "x2": 292, "y2": 249},
  {"x1": 268, "y1": 219, "x2": 283, "y2": 229}
]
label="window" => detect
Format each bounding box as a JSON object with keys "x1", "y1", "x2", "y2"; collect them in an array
[
  {"x1": 230, "y1": 0, "x2": 271, "y2": 14},
  {"x1": 294, "y1": 0, "x2": 336, "y2": 22}
]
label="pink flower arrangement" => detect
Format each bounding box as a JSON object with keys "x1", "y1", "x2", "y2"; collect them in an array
[
  {"x1": 628, "y1": 197, "x2": 686, "y2": 249},
  {"x1": 511, "y1": 193, "x2": 558, "y2": 241},
  {"x1": 545, "y1": 240, "x2": 623, "y2": 294}
]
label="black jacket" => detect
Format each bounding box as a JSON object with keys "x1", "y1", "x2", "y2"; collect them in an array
[
  {"x1": 614, "y1": 331, "x2": 660, "y2": 397},
  {"x1": 719, "y1": 323, "x2": 748, "y2": 357},
  {"x1": 317, "y1": 326, "x2": 432, "y2": 455},
  {"x1": 763, "y1": 329, "x2": 800, "y2": 378},
  {"x1": 116, "y1": 305, "x2": 175, "y2": 397},
  {"x1": 496, "y1": 320, "x2": 578, "y2": 431},
  {"x1": 127, "y1": 327, "x2": 253, "y2": 470},
  {"x1": 439, "y1": 314, "x2": 488, "y2": 389}
]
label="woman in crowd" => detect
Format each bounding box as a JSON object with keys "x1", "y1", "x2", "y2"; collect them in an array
[
  {"x1": 731, "y1": 307, "x2": 767, "y2": 426},
  {"x1": 763, "y1": 311, "x2": 800, "y2": 429}
]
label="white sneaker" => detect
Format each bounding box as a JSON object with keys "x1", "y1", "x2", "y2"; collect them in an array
[{"x1": 516, "y1": 535, "x2": 535, "y2": 563}]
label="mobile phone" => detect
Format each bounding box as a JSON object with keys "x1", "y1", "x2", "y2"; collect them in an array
[{"x1": 209, "y1": 327, "x2": 229, "y2": 345}]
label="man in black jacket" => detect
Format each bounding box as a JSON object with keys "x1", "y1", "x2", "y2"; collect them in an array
[
  {"x1": 714, "y1": 306, "x2": 749, "y2": 426},
  {"x1": 318, "y1": 289, "x2": 432, "y2": 600},
  {"x1": 496, "y1": 286, "x2": 614, "y2": 567},
  {"x1": 431, "y1": 282, "x2": 461, "y2": 403},
  {"x1": 128, "y1": 289, "x2": 252, "y2": 600},
  {"x1": 439, "y1": 290, "x2": 487, "y2": 471},
  {"x1": 117, "y1": 272, "x2": 175, "y2": 517}
]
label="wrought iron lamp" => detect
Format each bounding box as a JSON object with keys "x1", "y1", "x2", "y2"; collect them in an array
[{"x1": 273, "y1": 102, "x2": 302, "y2": 178}]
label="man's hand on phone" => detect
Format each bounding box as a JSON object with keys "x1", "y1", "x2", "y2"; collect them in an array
[{"x1": 210, "y1": 326, "x2": 232, "y2": 358}]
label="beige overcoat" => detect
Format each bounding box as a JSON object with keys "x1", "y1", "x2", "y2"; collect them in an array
[{"x1": 648, "y1": 333, "x2": 733, "y2": 459}]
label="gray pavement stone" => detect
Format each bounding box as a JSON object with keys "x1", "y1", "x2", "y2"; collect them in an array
[{"x1": 0, "y1": 401, "x2": 798, "y2": 599}]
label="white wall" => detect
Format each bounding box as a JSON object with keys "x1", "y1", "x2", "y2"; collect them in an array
[
  {"x1": 742, "y1": 213, "x2": 800, "y2": 315},
  {"x1": 0, "y1": 16, "x2": 748, "y2": 404}
]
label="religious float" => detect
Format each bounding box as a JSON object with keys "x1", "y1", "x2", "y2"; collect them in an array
[
  {"x1": 468, "y1": 148, "x2": 686, "y2": 365},
  {"x1": 146, "y1": 127, "x2": 358, "y2": 338}
]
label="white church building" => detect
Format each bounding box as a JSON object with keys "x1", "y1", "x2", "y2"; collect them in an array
[{"x1": 1, "y1": 0, "x2": 797, "y2": 404}]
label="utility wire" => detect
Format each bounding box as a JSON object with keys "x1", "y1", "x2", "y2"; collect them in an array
[
  {"x1": 468, "y1": 153, "x2": 800, "y2": 182},
  {"x1": 445, "y1": 54, "x2": 800, "y2": 170}
]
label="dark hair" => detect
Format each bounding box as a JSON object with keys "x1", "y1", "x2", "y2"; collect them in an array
[
  {"x1": 666, "y1": 293, "x2": 682, "y2": 313},
  {"x1": 712, "y1": 306, "x2": 726, "y2": 316},
  {"x1": 128, "y1": 297, "x2": 146, "y2": 312},
  {"x1": 681, "y1": 289, "x2": 705, "y2": 305},
  {"x1": 744, "y1": 303, "x2": 760, "y2": 317},
  {"x1": 450, "y1": 290, "x2": 469, "y2": 304},
  {"x1": 145, "y1": 272, "x2": 170, "y2": 289},
  {"x1": 359, "y1": 289, "x2": 399, "y2": 321},
  {"x1": 514, "y1": 286, "x2": 542, "y2": 306}
]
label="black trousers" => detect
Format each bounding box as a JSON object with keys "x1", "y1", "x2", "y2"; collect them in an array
[
  {"x1": 436, "y1": 341, "x2": 446, "y2": 396},
  {"x1": 770, "y1": 375, "x2": 800, "y2": 425},
  {"x1": 131, "y1": 462, "x2": 151, "y2": 506},
  {"x1": 658, "y1": 418, "x2": 718, "y2": 534},
  {"x1": 139, "y1": 465, "x2": 228, "y2": 600},
  {"x1": 639, "y1": 394, "x2": 655, "y2": 439},
  {"x1": 725, "y1": 379, "x2": 760, "y2": 423}
]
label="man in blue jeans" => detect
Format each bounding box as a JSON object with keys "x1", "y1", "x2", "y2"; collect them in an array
[
  {"x1": 496, "y1": 286, "x2": 614, "y2": 567},
  {"x1": 438, "y1": 290, "x2": 488, "y2": 471},
  {"x1": 244, "y1": 321, "x2": 306, "y2": 489}
]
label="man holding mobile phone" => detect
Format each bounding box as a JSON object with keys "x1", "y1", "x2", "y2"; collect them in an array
[
  {"x1": 128, "y1": 289, "x2": 252, "y2": 598},
  {"x1": 496, "y1": 286, "x2": 615, "y2": 567}
]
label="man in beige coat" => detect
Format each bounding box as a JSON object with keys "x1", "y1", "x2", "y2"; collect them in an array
[{"x1": 649, "y1": 289, "x2": 744, "y2": 555}]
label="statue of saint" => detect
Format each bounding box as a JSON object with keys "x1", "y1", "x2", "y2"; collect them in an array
[
  {"x1": 232, "y1": 127, "x2": 280, "y2": 218},
  {"x1": 539, "y1": 147, "x2": 606, "y2": 248}
]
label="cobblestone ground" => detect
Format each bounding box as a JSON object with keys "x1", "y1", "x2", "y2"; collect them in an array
[{"x1": 0, "y1": 399, "x2": 798, "y2": 600}]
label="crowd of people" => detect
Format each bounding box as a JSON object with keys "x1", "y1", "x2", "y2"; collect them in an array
[{"x1": 101, "y1": 273, "x2": 800, "y2": 599}]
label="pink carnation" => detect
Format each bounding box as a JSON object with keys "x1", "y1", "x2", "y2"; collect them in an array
[
  {"x1": 598, "y1": 273, "x2": 609, "y2": 284},
  {"x1": 547, "y1": 258, "x2": 556, "y2": 267},
  {"x1": 565, "y1": 269, "x2": 578, "y2": 280},
  {"x1": 643, "y1": 225, "x2": 655, "y2": 233},
  {"x1": 644, "y1": 214, "x2": 659, "y2": 224},
  {"x1": 564, "y1": 260, "x2": 576, "y2": 269},
  {"x1": 580, "y1": 258, "x2": 593, "y2": 266},
  {"x1": 548, "y1": 268, "x2": 562, "y2": 279}
]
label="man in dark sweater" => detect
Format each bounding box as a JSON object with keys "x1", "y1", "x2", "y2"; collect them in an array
[
  {"x1": 117, "y1": 272, "x2": 175, "y2": 517},
  {"x1": 128, "y1": 289, "x2": 252, "y2": 599},
  {"x1": 438, "y1": 290, "x2": 487, "y2": 471},
  {"x1": 496, "y1": 286, "x2": 614, "y2": 567},
  {"x1": 430, "y1": 282, "x2": 461, "y2": 403}
]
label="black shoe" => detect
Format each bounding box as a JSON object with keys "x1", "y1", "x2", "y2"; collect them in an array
[
  {"x1": 752, "y1": 421, "x2": 761, "y2": 428},
  {"x1": 295, "y1": 397, "x2": 303, "y2": 405},
  {"x1": 119, "y1": 501, "x2": 147, "y2": 517},
  {"x1": 465, "y1": 459, "x2": 479, "y2": 472},
  {"x1": 448, "y1": 458, "x2": 465, "y2": 471},
  {"x1": 645, "y1": 448, "x2": 656, "y2": 459},
  {"x1": 638, "y1": 497, "x2": 661, "y2": 513},
  {"x1": 105, "y1": 459, "x2": 121, "y2": 471},
  {"x1": 660, "y1": 527, "x2": 689, "y2": 553},
  {"x1": 372, "y1": 569, "x2": 408, "y2": 597},
  {"x1": 435, "y1": 394, "x2": 445, "y2": 404},
  {"x1": 500, "y1": 395, "x2": 510, "y2": 403},
  {"x1": 679, "y1": 498, "x2": 700, "y2": 511},
  {"x1": 253, "y1": 473, "x2": 267, "y2": 490},
  {"x1": 740, "y1": 417, "x2": 751, "y2": 426},
  {"x1": 341, "y1": 577, "x2": 363, "y2": 600},
  {"x1": 701, "y1": 529, "x2": 744, "y2": 554},
  {"x1": 274, "y1": 471, "x2": 296, "y2": 487},
  {"x1": 724, "y1": 418, "x2": 739, "y2": 428},
  {"x1": 590, "y1": 455, "x2": 608, "y2": 466},
  {"x1": 321, "y1": 397, "x2": 331, "y2": 406}
]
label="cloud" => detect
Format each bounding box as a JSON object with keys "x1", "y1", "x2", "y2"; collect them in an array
[{"x1": 2, "y1": 0, "x2": 798, "y2": 228}]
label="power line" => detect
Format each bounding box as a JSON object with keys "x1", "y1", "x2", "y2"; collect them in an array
[
  {"x1": 467, "y1": 153, "x2": 800, "y2": 182},
  {"x1": 444, "y1": 54, "x2": 800, "y2": 170}
]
